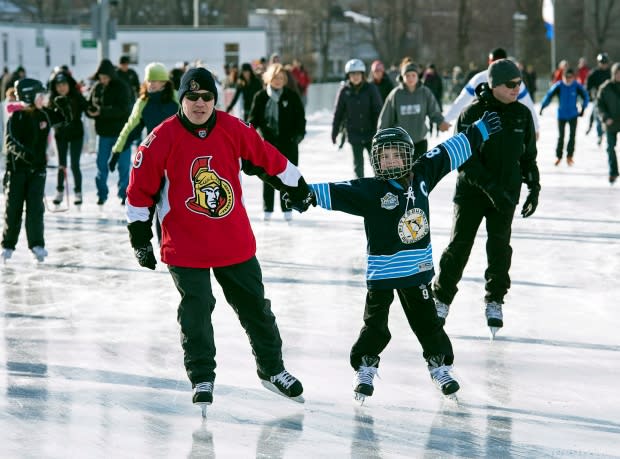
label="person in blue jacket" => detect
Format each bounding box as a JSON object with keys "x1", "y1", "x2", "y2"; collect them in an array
[{"x1": 540, "y1": 68, "x2": 589, "y2": 166}]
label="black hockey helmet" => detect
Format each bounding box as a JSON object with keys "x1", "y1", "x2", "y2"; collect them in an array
[
  {"x1": 597, "y1": 52, "x2": 610, "y2": 64},
  {"x1": 370, "y1": 127, "x2": 415, "y2": 180},
  {"x1": 15, "y1": 78, "x2": 45, "y2": 105}
]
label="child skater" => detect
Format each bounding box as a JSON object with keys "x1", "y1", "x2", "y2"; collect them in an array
[
  {"x1": 289, "y1": 112, "x2": 501, "y2": 400},
  {"x1": 1, "y1": 78, "x2": 72, "y2": 263}
]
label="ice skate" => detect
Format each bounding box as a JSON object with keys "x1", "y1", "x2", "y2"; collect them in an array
[
  {"x1": 258, "y1": 369, "x2": 304, "y2": 403},
  {"x1": 434, "y1": 299, "x2": 450, "y2": 325},
  {"x1": 283, "y1": 211, "x2": 293, "y2": 223},
  {"x1": 31, "y1": 246, "x2": 48, "y2": 263},
  {"x1": 427, "y1": 355, "x2": 460, "y2": 400},
  {"x1": 52, "y1": 191, "x2": 64, "y2": 205},
  {"x1": 74, "y1": 192, "x2": 83, "y2": 209},
  {"x1": 263, "y1": 211, "x2": 273, "y2": 222},
  {"x1": 567, "y1": 157, "x2": 574, "y2": 166},
  {"x1": 1, "y1": 248, "x2": 14, "y2": 264},
  {"x1": 192, "y1": 382, "x2": 214, "y2": 418},
  {"x1": 485, "y1": 301, "x2": 503, "y2": 340},
  {"x1": 353, "y1": 355, "x2": 379, "y2": 404}
]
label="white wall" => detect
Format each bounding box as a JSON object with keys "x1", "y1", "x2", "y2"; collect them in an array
[{"x1": 0, "y1": 23, "x2": 266, "y2": 84}]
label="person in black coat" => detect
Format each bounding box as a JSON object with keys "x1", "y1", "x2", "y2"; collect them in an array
[
  {"x1": 331, "y1": 59, "x2": 383, "y2": 178},
  {"x1": 86, "y1": 58, "x2": 132, "y2": 205},
  {"x1": 432, "y1": 59, "x2": 540, "y2": 338},
  {"x1": 48, "y1": 69, "x2": 89, "y2": 206},
  {"x1": 226, "y1": 62, "x2": 263, "y2": 121},
  {"x1": 248, "y1": 63, "x2": 306, "y2": 221}
]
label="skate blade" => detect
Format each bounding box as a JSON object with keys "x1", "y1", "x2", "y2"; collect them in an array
[
  {"x1": 194, "y1": 401, "x2": 211, "y2": 419},
  {"x1": 489, "y1": 327, "x2": 501, "y2": 340},
  {"x1": 354, "y1": 392, "x2": 367, "y2": 405},
  {"x1": 260, "y1": 380, "x2": 305, "y2": 404},
  {"x1": 443, "y1": 393, "x2": 459, "y2": 404}
]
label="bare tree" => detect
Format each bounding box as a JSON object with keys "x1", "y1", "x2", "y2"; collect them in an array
[
  {"x1": 364, "y1": 0, "x2": 417, "y2": 66},
  {"x1": 455, "y1": 0, "x2": 471, "y2": 67},
  {"x1": 584, "y1": 0, "x2": 617, "y2": 52}
]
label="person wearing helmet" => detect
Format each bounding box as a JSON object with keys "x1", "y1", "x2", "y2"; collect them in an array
[
  {"x1": 1, "y1": 78, "x2": 72, "y2": 263},
  {"x1": 586, "y1": 52, "x2": 612, "y2": 144},
  {"x1": 299, "y1": 107, "x2": 502, "y2": 401},
  {"x1": 331, "y1": 58, "x2": 383, "y2": 178}
]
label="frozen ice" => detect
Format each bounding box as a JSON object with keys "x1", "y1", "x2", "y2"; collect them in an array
[{"x1": 1, "y1": 103, "x2": 619, "y2": 458}]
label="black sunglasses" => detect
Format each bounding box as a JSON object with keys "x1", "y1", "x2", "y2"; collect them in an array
[
  {"x1": 503, "y1": 80, "x2": 522, "y2": 89},
  {"x1": 185, "y1": 91, "x2": 215, "y2": 102}
]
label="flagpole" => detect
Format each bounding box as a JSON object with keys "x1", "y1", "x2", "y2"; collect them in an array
[{"x1": 550, "y1": 0, "x2": 556, "y2": 76}]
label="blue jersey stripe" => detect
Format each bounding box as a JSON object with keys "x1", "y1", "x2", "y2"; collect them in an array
[
  {"x1": 442, "y1": 133, "x2": 471, "y2": 169},
  {"x1": 367, "y1": 245, "x2": 433, "y2": 280},
  {"x1": 309, "y1": 183, "x2": 331, "y2": 209}
]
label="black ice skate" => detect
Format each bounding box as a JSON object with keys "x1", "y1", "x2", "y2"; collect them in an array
[
  {"x1": 192, "y1": 381, "x2": 214, "y2": 418},
  {"x1": 353, "y1": 355, "x2": 379, "y2": 404},
  {"x1": 427, "y1": 355, "x2": 460, "y2": 401},
  {"x1": 258, "y1": 369, "x2": 304, "y2": 403},
  {"x1": 485, "y1": 301, "x2": 504, "y2": 340}
]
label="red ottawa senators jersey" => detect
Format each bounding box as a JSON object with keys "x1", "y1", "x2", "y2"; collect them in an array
[{"x1": 126, "y1": 111, "x2": 292, "y2": 268}]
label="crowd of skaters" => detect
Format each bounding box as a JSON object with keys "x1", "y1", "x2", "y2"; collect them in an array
[{"x1": 1, "y1": 44, "x2": 619, "y2": 412}]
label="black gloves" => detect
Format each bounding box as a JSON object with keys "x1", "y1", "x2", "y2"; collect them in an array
[
  {"x1": 474, "y1": 111, "x2": 502, "y2": 140},
  {"x1": 127, "y1": 220, "x2": 156, "y2": 270},
  {"x1": 331, "y1": 132, "x2": 337, "y2": 145},
  {"x1": 109, "y1": 152, "x2": 120, "y2": 172},
  {"x1": 282, "y1": 177, "x2": 315, "y2": 213},
  {"x1": 539, "y1": 108, "x2": 544, "y2": 116},
  {"x1": 483, "y1": 181, "x2": 515, "y2": 214},
  {"x1": 579, "y1": 107, "x2": 585, "y2": 117},
  {"x1": 521, "y1": 188, "x2": 539, "y2": 218}
]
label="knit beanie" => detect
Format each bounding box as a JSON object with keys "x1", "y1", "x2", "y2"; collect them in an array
[
  {"x1": 178, "y1": 67, "x2": 218, "y2": 104},
  {"x1": 488, "y1": 59, "x2": 521, "y2": 88},
  {"x1": 401, "y1": 62, "x2": 420, "y2": 77},
  {"x1": 144, "y1": 62, "x2": 169, "y2": 82}
]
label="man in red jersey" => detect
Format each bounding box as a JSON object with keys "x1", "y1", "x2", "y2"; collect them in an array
[{"x1": 126, "y1": 67, "x2": 311, "y2": 412}]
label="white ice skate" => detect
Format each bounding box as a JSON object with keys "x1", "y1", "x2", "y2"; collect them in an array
[
  {"x1": 353, "y1": 355, "x2": 379, "y2": 405},
  {"x1": 428, "y1": 355, "x2": 460, "y2": 402},
  {"x1": 192, "y1": 382, "x2": 214, "y2": 418},
  {"x1": 434, "y1": 299, "x2": 450, "y2": 324},
  {"x1": 258, "y1": 369, "x2": 304, "y2": 403},
  {"x1": 1, "y1": 248, "x2": 14, "y2": 264},
  {"x1": 31, "y1": 246, "x2": 48, "y2": 263},
  {"x1": 74, "y1": 193, "x2": 83, "y2": 210},
  {"x1": 485, "y1": 301, "x2": 504, "y2": 340}
]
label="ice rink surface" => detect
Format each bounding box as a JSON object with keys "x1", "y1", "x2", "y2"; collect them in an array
[{"x1": 1, "y1": 104, "x2": 619, "y2": 458}]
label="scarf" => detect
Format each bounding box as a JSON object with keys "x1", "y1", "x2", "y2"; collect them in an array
[{"x1": 265, "y1": 85, "x2": 282, "y2": 137}]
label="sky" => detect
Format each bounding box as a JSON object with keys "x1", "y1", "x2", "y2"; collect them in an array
[{"x1": 0, "y1": 101, "x2": 619, "y2": 458}]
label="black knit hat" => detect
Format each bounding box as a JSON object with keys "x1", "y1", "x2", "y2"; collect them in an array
[
  {"x1": 488, "y1": 59, "x2": 521, "y2": 88},
  {"x1": 179, "y1": 67, "x2": 218, "y2": 104}
]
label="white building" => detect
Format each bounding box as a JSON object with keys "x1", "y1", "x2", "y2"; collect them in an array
[{"x1": 0, "y1": 22, "x2": 267, "y2": 84}]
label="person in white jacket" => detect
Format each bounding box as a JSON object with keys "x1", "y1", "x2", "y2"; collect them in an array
[{"x1": 444, "y1": 47, "x2": 539, "y2": 138}]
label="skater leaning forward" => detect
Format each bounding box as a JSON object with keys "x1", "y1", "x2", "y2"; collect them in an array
[
  {"x1": 294, "y1": 109, "x2": 503, "y2": 399},
  {"x1": 432, "y1": 59, "x2": 541, "y2": 338},
  {"x1": 125, "y1": 68, "x2": 314, "y2": 414}
]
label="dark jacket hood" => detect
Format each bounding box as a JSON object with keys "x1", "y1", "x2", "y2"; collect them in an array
[{"x1": 91, "y1": 59, "x2": 116, "y2": 80}]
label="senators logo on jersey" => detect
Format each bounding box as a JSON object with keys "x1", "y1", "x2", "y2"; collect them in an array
[{"x1": 185, "y1": 156, "x2": 234, "y2": 218}]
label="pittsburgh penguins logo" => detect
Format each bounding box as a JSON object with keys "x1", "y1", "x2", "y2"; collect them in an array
[
  {"x1": 189, "y1": 79, "x2": 200, "y2": 91},
  {"x1": 397, "y1": 208, "x2": 429, "y2": 244},
  {"x1": 186, "y1": 156, "x2": 234, "y2": 218}
]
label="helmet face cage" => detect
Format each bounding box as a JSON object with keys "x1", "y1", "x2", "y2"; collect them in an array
[{"x1": 371, "y1": 140, "x2": 414, "y2": 180}]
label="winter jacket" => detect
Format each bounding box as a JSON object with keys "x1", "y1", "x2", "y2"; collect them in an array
[
  {"x1": 226, "y1": 76, "x2": 263, "y2": 120},
  {"x1": 370, "y1": 75, "x2": 394, "y2": 103},
  {"x1": 597, "y1": 80, "x2": 620, "y2": 133},
  {"x1": 113, "y1": 89, "x2": 179, "y2": 153},
  {"x1": 455, "y1": 83, "x2": 539, "y2": 204},
  {"x1": 248, "y1": 86, "x2": 306, "y2": 154},
  {"x1": 378, "y1": 82, "x2": 444, "y2": 142},
  {"x1": 86, "y1": 78, "x2": 132, "y2": 137},
  {"x1": 331, "y1": 81, "x2": 382, "y2": 144},
  {"x1": 49, "y1": 72, "x2": 89, "y2": 141},
  {"x1": 540, "y1": 80, "x2": 589, "y2": 120}
]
